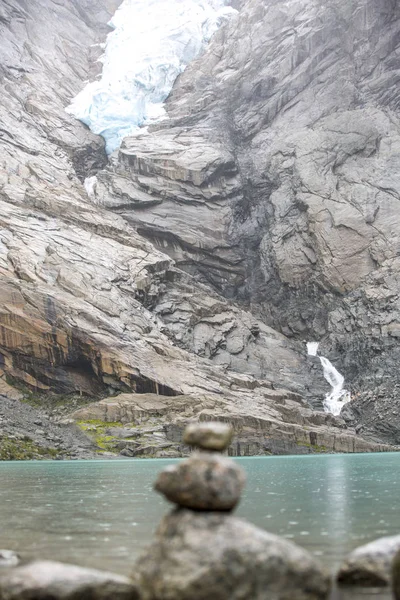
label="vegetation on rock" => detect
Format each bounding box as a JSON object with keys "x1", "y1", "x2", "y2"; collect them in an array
[
  {"x1": 0, "y1": 436, "x2": 59, "y2": 461},
  {"x1": 76, "y1": 420, "x2": 124, "y2": 454}
]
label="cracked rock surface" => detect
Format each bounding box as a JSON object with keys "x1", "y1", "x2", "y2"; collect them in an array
[
  {"x1": 133, "y1": 509, "x2": 331, "y2": 600},
  {"x1": 0, "y1": 0, "x2": 398, "y2": 453},
  {"x1": 96, "y1": 0, "x2": 400, "y2": 444}
]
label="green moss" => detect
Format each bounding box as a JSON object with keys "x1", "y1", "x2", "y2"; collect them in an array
[
  {"x1": 77, "y1": 419, "x2": 124, "y2": 429},
  {"x1": 76, "y1": 420, "x2": 124, "y2": 454},
  {"x1": 297, "y1": 441, "x2": 328, "y2": 453},
  {"x1": 0, "y1": 437, "x2": 59, "y2": 461},
  {"x1": 19, "y1": 394, "x2": 44, "y2": 408}
]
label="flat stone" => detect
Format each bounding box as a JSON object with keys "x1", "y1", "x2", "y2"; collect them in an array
[
  {"x1": 154, "y1": 452, "x2": 245, "y2": 511},
  {"x1": 0, "y1": 560, "x2": 139, "y2": 600},
  {"x1": 133, "y1": 509, "x2": 331, "y2": 600},
  {"x1": 0, "y1": 550, "x2": 19, "y2": 568},
  {"x1": 337, "y1": 534, "x2": 400, "y2": 586},
  {"x1": 183, "y1": 422, "x2": 233, "y2": 451}
]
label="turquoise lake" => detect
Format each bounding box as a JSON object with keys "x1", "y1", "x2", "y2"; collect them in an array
[{"x1": 0, "y1": 453, "x2": 399, "y2": 598}]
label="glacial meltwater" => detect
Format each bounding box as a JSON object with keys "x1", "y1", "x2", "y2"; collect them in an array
[
  {"x1": 307, "y1": 342, "x2": 351, "y2": 416},
  {"x1": 1, "y1": 454, "x2": 398, "y2": 599}
]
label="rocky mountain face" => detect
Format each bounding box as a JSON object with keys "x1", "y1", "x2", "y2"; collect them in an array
[
  {"x1": 95, "y1": 0, "x2": 400, "y2": 444},
  {"x1": 0, "y1": 0, "x2": 398, "y2": 456}
]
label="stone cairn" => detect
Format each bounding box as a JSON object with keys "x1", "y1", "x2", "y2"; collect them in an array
[
  {"x1": 0, "y1": 424, "x2": 397, "y2": 599},
  {"x1": 155, "y1": 421, "x2": 243, "y2": 511},
  {"x1": 132, "y1": 421, "x2": 331, "y2": 600}
]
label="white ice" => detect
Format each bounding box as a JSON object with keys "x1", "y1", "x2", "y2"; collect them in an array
[
  {"x1": 307, "y1": 342, "x2": 351, "y2": 416},
  {"x1": 66, "y1": 0, "x2": 237, "y2": 154}
]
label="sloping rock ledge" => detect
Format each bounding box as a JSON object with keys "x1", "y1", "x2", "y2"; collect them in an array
[{"x1": 70, "y1": 393, "x2": 393, "y2": 457}]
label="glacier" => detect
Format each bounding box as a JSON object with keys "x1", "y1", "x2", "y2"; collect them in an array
[{"x1": 66, "y1": 0, "x2": 237, "y2": 154}]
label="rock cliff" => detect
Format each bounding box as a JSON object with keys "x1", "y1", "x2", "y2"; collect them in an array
[
  {"x1": 0, "y1": 0, "x2": 398, "y2": 454},
  {"x1": 95, "y1": 0, "x2": 400, "y2": 444}
]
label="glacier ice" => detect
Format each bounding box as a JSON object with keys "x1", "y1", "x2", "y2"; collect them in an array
[{"x1": 66, "y1": 0, "x2": 237, "y2": 154}]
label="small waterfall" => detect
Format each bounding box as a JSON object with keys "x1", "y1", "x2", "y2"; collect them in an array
[
  {"x1": 307, "y1": 342, "x2": 351, "y2": 416},
  {"x1": 84, "y1": 176, "x2": 97, "y2": 200},
  {"x1": 306, "y1": 342, "x2": 319, "y2": 357}
]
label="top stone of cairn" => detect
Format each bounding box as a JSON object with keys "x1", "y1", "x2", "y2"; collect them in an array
[{"x1": 184, "y1": 422, "x2": 233, "y2": 451}]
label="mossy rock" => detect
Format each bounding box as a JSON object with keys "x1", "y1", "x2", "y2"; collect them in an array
[
  {"x1": 0, "y1": 437, "x2": 59, "y2": 461},
  {"x1": 76, "y1": 420, "x2": 124, "y2": 454},
  {"x1": 296, "y1": 441, "x2": 328, "y2": 453}
]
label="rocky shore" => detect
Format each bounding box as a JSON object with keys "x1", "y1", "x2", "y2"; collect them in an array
[
  {"x1": 0, "y1": 423, "x2": 399, "y2": 599},
  {"x1": 70, "y1": 392, "x2": 395, "y2": 458},
  {"x1": 0, "y1": 383, "x2": 395, "y2": 460},
  {"x1": 0, "y1": 393, "x2": 96, "y2": 460}
]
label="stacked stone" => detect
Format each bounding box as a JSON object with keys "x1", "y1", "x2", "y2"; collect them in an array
[
  {"x1": 155, "y1": 422, "x2": 245, "y2": 511},
  {"x1": 133, "y1": 422, "x2": 331, "y2": 600}
]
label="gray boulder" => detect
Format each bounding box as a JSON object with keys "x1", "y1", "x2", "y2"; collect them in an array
[
  {"x1": 0, "y1": 560, "x2": 139, "y2": 600},
  {"x1": 337, "y1": 534, "x2": 400, "y2": 586},
  {"x1": 183, "y1": 422, "x2": 233, "y2": 451},
  {"x1": 0, "y1": 551, "x2": 19, "y2": 568},
  {"x1": 154, "y1": 452, "x2": 246, "y2": 511},
  {"x1": 133, "y1": 509, "x2": 330, "y2": 600}
]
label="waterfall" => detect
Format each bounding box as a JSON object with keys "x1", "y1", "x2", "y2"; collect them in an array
[
  {"x1": 306, "y1": 342, "x2": 319, "y2": 357},
  {"x1": 84, "y1": 176, "x2": 97, "y2": 200},
  {"x1": 307, "y1": 342, "x2": 351, "y2": 416}
]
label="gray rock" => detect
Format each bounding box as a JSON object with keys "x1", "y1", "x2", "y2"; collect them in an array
[
  {"x1": 0, "y1": 0, "x2": 398, "y2": 454},
  {"x1": 0, "y1": 551, "x2": 19, "y2": 568},
  {"x1": 96, "y1": 0, "x2": 400, "y2": 443},
  {"x1": 392, "y1": 548, "x2": 400, "y2": 599},
  {"x1": 71, "y1": 393, "x2": 391, "y2": 458},
  {"x1": 183, "y1": 422, "x2": 233, "y2": 451},
  {"x1": 155, "y1": 452, "x2": 245, "y2": 511},
  {"x1": 133, "y1": 509, "x2": 331, "y2": 600},
  {"x1": 106, "y1": 427, "x2": 141, "y2": 439},
  {"x1": 337, "y1": 534, "x2": 400, "y2": 586},
  {"x1": 0, "y1": 560, "x2": 139, "y2": 600}
]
